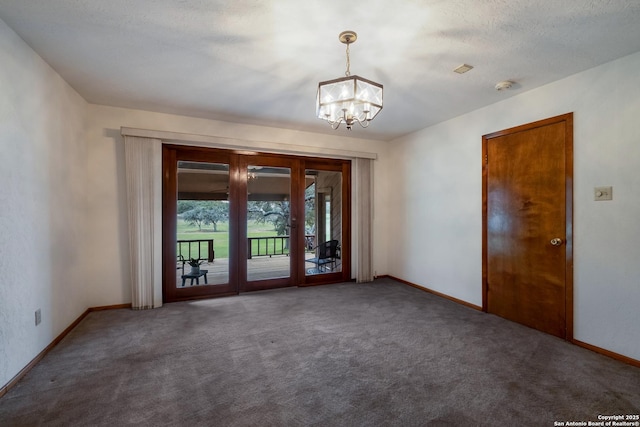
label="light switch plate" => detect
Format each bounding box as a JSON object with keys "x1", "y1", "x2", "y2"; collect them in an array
[{"x1": 594, "y1": 186, "x2": 613, "y2": 201}]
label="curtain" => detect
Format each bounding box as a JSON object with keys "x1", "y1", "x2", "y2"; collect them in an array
[
  {"x1": 123, "y1": 136, "x2": 163, "y2": 309},
  {"x1": 355, "y1": 157, "x2": 374, "y2": 283}
]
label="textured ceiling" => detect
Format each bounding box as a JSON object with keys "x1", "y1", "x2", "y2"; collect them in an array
[{"x1": 2, "y1": 1, "x2": 640, "y2": 141}]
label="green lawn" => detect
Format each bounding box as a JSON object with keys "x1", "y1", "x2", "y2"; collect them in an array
[{"x1": 177, "y1": 219, "x2": 283, "y2": 259}]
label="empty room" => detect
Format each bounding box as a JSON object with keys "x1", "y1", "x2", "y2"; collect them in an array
[{"x1": 1, "y1": 1, "x2": 639, "y2": 425}]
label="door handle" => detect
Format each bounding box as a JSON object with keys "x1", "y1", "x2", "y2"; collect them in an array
[{"x1": 550, "y1": 238, "x2": 563, "y2": 246}]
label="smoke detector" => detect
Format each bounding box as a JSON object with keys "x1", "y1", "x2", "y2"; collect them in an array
[{"x1": 495, "y1": 80, "x2": 514, "y2": 91}]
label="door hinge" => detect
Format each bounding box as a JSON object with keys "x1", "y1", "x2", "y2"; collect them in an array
[{"x1": 485, "y1": 154, "x2": 488, "y2": 164}]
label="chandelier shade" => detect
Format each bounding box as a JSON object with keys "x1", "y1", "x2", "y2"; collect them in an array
[
  {"x1": 316, "y1": 75, "x2": 383, "y2": 130},
  {"x1": 316, "y1": 31, "x2": 383, "y2": 130}
]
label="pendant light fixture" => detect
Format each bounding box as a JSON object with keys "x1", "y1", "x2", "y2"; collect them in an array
[{"x1": 316, "y1": 31, "x2": 383, "y2": 130}]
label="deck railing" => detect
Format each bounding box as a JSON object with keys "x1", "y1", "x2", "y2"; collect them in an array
[
  {"x1": 177, "y1": 236, "x2": 317, "y2": 261},
  {"x1": 248, "y1": 236, "x2": 289, "y2": 259},
  {"x1": 248, "y1": 235, "x2": 316, "y2": 259},
  {"x1": 177, "y1": 239, "x2": 214, "y2": 262}
]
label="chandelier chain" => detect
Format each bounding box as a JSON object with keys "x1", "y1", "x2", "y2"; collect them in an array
[{"x1": 345, "y1": 43, "x2": 351, "y2": 77}]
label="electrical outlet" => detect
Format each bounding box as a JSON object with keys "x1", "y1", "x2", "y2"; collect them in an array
[
  {"x1": 35, "y1": 309, "x2": 41, "y2": 326},
  {"x1": 594, "y1": 186, "x2": 613, "y2": 201}
]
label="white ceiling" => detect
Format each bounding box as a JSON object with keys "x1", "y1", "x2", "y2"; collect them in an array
[{"x1": 2, "y1": 1, "x2": 640, "y2": 141}]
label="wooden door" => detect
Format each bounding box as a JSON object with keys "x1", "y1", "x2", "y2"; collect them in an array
[
  {"x1": 240, "y1": 154, "x2": 299, "y2": 292},
  {"x1": 163, "y1": 146, "x2": 240, "y2": 302},
  {"x1": 301, "y1": 159, "x2": 351, "y2": 286},
  {"x1": 482, "y1": 113, "x2": 573, "y2": 339}
]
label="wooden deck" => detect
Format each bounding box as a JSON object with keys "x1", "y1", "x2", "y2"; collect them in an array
[{"x1": 177, "y1": 254, "x2": 340, "y2": 287}]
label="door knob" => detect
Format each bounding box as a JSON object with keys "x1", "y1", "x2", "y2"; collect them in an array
[{"x1": 550, "y1": 238, "x2": 563, "y2": 246}]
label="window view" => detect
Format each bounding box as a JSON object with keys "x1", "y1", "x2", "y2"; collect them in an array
[
  {"x1": 305, "y1": 169, "x2": 342, "y2": 276},
  {"x1": 246, "y1": 165, "x2": 291, "y2": 281},
  {"x1": 176, "y1": 161, "x2": 229, "y2": 287}
]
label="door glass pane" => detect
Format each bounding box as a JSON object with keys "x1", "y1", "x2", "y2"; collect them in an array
[
  {"x1": 305, "y1": 170, "x2": 342, "y2": 276},
  {"x1": 247, "y1": 166, "x2": 291, "y2": 281},
  {"x1": 176, "y1": 161, "x2": 229, "y2": 287}
]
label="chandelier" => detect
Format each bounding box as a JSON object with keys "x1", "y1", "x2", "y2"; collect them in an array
[{"x1": 316, "y1": 31, "x2": 383, "y2": 130}]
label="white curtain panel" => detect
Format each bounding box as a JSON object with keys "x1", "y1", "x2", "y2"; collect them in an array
[
  {"x1": 355, "y1": 157, "x2": 374, "y2": 283},
  {"x1": 123, "y1": 136, "x2": 163, "y2": 309}
]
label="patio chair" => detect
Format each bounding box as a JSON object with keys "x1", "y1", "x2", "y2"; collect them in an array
[{"x1": 306, "y1": 239, "x2": 340, "y2": 272}]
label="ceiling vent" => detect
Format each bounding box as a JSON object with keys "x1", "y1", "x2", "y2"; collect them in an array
[{"x1": 453, "y1": 64, "x2": 474, "y2": 74}]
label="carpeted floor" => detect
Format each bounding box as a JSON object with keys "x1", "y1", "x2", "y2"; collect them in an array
[{"x1": 1, "y1": 278, "x2": 639, "y2": 426}]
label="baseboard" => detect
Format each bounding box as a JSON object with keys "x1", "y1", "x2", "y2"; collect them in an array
[
  {"x1": 386, "y1": 275, "x2": 482, "y2": 311},
  {"x1": 89, "y1": 303, "x2": 132, "y2": 311},
  {"x1": 572, "y1": 339, "x2": 640, "y2": 368},
  {"x1": 382, "y1": 276, "x2": 640, "y2": 369},
  {"x1": 0, "y1": 303, "x2": 132, "y2": 399}
]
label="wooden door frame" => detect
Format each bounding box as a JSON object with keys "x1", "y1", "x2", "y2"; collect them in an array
[
  {"x1": 162, "y1": 145, "x2": 352, "y2": 302},
  {"x1": 299, "y1": 159, "x2": 352, "y2": 286},
  {"x1": 481, "y1": 113, "x2": 574, "y2": 340},
  {"x1": 239, "y1": 153, "x2": 300, "y2": 292},
  {"x1": 162, "y1": 145, "x2": 240, "y2": 302}
]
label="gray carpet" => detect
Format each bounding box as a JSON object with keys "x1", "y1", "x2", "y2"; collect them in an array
[{"x1": 1, "y1": 278, "x2": 639, "y2": 426}]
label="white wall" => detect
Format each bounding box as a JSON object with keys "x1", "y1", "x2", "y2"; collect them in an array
[
  {"x1": 388, "y1": 51, "x2": 640, "y2": 361},
  {"x1": 0, "y1": 19, "x2": 88, "y2": 387},
  {"x1": 85, "y1": 105, "x2": 390, "y2": 307}
]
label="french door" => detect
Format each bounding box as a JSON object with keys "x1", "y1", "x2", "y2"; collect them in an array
[
  {"x1": 240, "y1": 154, "x2": 299, "y2": 292},
  {"x1": 162, "y1": 145, "x2": 350, "y2": 302},
  {"x1": 302, "y1": 159, "x2": 350, "y2": 286},
  {"x1": 163, "y1": 147, "x2": 238, "y2": 301}
]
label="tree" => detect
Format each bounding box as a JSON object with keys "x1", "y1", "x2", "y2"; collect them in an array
[
  {"x1": 305, "y1": 184, "x2": 316, "y2": 235},
  {"x1": 181, "y1": 201, "x2": 229, "y2": 232},
  {"x1": 177, "y1": 200, "x2": 197, "y2": 214},
  {"x1": 201, "y1": 201, "x2": 228, "y2": 232},
  {"x1": 182, "y1": 206, "x2": 207, "y2": 231},
  {"x1": 248, "y1": 200, "x2": 290, "y2": 236}
]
